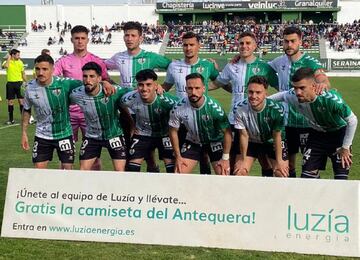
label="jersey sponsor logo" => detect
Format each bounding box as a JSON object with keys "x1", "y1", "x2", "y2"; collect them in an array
[
  {"x1": 120, "y1": 60, "x2": 125, "y2": 64},
  {"x1": 109, "y1": 137, "x2": 122, "y2": 149},
  {"x1": 196, "y1": 66, "x2": 204, "y2": 73},
  {"x1": 162, "y1": 137, "x2": 172, "y2": 149},
  {"x1": 178, "y1": 68, "x2": 183, "y2": 73},
  {"x1": 58, "y1": 139, "x2": 72, "y2": 152},
  {"x1": 281, "y1": 65, "x2": 286, "y2": 71},
  {"x1": 210, "y1": 142, "x2": 223, "y2": 152},
  {"x1": 33, "y1": 94, "x2": 40, "y2": 99},
  {"x1": 52, "y1": 89, "x2": 62, "y2": 96}
]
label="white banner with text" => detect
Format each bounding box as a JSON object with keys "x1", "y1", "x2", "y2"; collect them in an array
[{"x1": 1, "y1": 168, "x2": 359, "y2": 257}]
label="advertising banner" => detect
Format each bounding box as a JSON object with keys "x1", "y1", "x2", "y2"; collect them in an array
[
  {"x1": 1, "y1": 168, "x2": 359, "y2": 257},
  {"x1": 330, "y1": 59, "x2": 360, "y2": 70},
  {"x1": 156, "y1": 0, "x2": 337, "y2": 11}
]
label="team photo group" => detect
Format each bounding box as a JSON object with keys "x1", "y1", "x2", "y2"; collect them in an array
[{"x1": 8, "y1": 21, "x2": 356, "y2": 179}]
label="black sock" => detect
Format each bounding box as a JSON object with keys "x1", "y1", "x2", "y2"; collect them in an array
[
  {"x1": 262, "y1": 169, "x2": 273, "y2": 177},
  {"x1": 8, "y1": 105, "x2": 14, "y2": 122},
  {"x1": 200, "y1": 159, "x2": 211, "y2": 175},
  {"x1": 289, "y1": 169, "x2": 296, "y2": 178},
  {"x1": 127, "y1": 162, "x2": 141, "y2": 172},
  {"x1": 165, "y1": 163, "x2": 175, "y2": 173}
]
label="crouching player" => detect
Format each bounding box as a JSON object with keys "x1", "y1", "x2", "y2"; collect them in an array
[
  {"x1": 70, "y1": 62, "x2": 131, "y2": 171},
  {"x1": 121, "y1": 69, "x2": 178, "y2": 173},
  {"x1": 233, "y1": 76, "x2": 288, "y2": 177},
  {"x1": 169, "y1": 73, "x2": 232, "y2": 175},
  {"x1": 269, "y1": 68, "x2": 357, "y2": 179}
]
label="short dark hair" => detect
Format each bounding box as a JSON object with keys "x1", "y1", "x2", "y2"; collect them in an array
[
  {"x1": 182, "y1": 31, "x2": 200, "y2": 42},
  {"x1": 185, "y1": 73, "x2": 205, "y2": 85},
  {"x1": 71, "y1": 25, "x2": 89, "y2": 35},
  {"x1": 10, "y1": 49, "x2": 20, "y2": 56},
  {"x1": 123, "y1": 21, "x2": 142, "y2": 35},
  {"x1": 135, "y1": 69, "x2": 157, "y2": 82},
  {"x1": 283, "y1": 26, "x2": 302, "y2": 39},
  {"x1": 291, "y1": 68, "x2": 315, "y2": 82},
  {"x1": 247, "y1": 75, "x2": 268, "y2": 89},
  {"x1": 82, "y1": 62, "x2": 102, "y2": 76},
  {"x1": 41, "y1": 49, "x2": 50, "y2": 55},
  {"x1": 239, "y1": 31, "x2": 256, "y2": 42},
  {"x1": 34, "y1": 54, "x2": 54, "y2": 65}
]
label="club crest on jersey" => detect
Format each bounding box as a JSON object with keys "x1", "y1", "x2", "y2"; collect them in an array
[
  {"x1": 202, "y1": 114, "x2": 210, "y2": 121},
  {"x1": 138, "y1": 58, "x2": 146, "y2": 65},
  {"x1": 252, "y1": 67, "x2": 261, "y2": 74},
  {"x1": 154, "y1": 108, "x2": 162, "y2": 114},
  {"x1": 317, "y1": 106, "x2": 326, "y2": 113},
  {"x1": 101, "y1": 97, "x2": 109, "y2": 104},
  {"x1": 52, "y1": 89, "x2": 61, "y2": 96},
  {"x1": 196, "y1": 66, "x2": 204, "y2": 73}
]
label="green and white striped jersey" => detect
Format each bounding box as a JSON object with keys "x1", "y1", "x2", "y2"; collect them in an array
[
  {"x1": 69, "y1": 85, "x2": 130, "y2": 140},
  {"x1": 164, "y1": 58, "x2": 219, "y2": 98},
  {"x1": 216, "y1": 57, "x2": 278, "y2": 124},
  {"x1": 105, "y1": 49, "x2": 171, "y2": 88},
  {"x1": 121, "y1": 90, "x2": 178, "y2": 137},
  {"x1": 270, "y1": 89, "x2": 353, "y2": 132},
  {"x1": 23, "y1": 76, "x2": 82, "y2": 140},
  {"x1": 268, "y1": 53, "x2": 324, "y2": 128},
  {"x1": 169, "y1": 96, "x2": 230, "y2": 144},
  {"x1": 234, "y1": 98, "x2": 285, "y2": 144}
]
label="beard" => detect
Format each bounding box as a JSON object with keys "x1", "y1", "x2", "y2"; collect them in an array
[{"x1": 85, "y1": 84, "x2": 96, "y2": 94}]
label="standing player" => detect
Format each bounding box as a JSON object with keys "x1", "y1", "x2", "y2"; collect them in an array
[
  {"x1": 105, "y1": 21, "x2": 171, "y2": 89},
  {"x1": 162, "y1": 31, "x2": 219, "y2": 97},
  {"x1": 162, "y1": 31, "x2": 220, "y2": 175},
  {"x1": 268, "y1": 26, "x2": 331, "y2": 178},
  {"x1": 169, "y1": 73, "x2": 232, "y2": 175},
  {"x1": 21, "y1": 54, "x2": 82, "y2": 169},
  {"x1": 54, "y1": 25, "x2": 109, "y2": 170},
  {"x1": 211, "y1": 31, "x2": 279, "y2": 177},
  {"x1": 2, "y1": 49, "x2": 27, "y2": 125},
  {"x1": 70, "y1": 62, "x2": 130, "y2": 171},
  {"x1": 233, "y1": 76, "x2": 288, "y2": 177},
  {"x1": 269, "y1": 68, "x2": 357, "y2": 179},
  {"x1": 105, "y1": 21, "x2": 171, "y2": 172},
  {"x1": 121, "y1": 69, "x2": 178, "y2": 173}
]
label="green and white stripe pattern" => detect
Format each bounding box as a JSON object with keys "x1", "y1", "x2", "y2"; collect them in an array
[
  {"x1": 268, "y1": 53, "x2": 324, "y2": 128},
  {"x1": 70, "y1": 85, "x2": 130, "y2": 140},
  {"x1": 121, "y1": 90, "x2": 178, "y2": 137},
  {"x1": 105, "y1": 49, "x2": 171, "y2": 88},
  {"x1": 169, "y1": 95, "x2": 230, "y2": 144},
  {"x1": 23, "y1": 76, "x2": 82, "y2": 140},
  {"x1": 234, "y1": 98, "x2": 285, "y2": 143},
  {"x1": 217, "y1": 57, "x2": 278, "y2": 124},
  {"x1": 164, "y1": 58, "x2": 219, "y2": 98},
  {"x1": 280, "y1": 89, "x2": 352, "y2": 132}
]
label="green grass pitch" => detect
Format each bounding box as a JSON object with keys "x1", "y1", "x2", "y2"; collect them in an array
[{"x1": 0, "y1": 75, "x2": 359, "y2": 259}]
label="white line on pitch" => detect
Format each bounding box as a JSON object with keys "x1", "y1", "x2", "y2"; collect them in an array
[{"x1": 0, "y1": 123, "x2": 20, "y2": 130}]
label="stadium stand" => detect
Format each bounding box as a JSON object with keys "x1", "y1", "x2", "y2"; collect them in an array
[
  {"x1": 165, "y1": 21, "x2": 320, "y2": 55},
  {"x1": 0, "y1": 28, "x2": 26, "y2": 52},
  {"x1": 17, "y1": 23, "x2": 165, "y2": 60}
]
